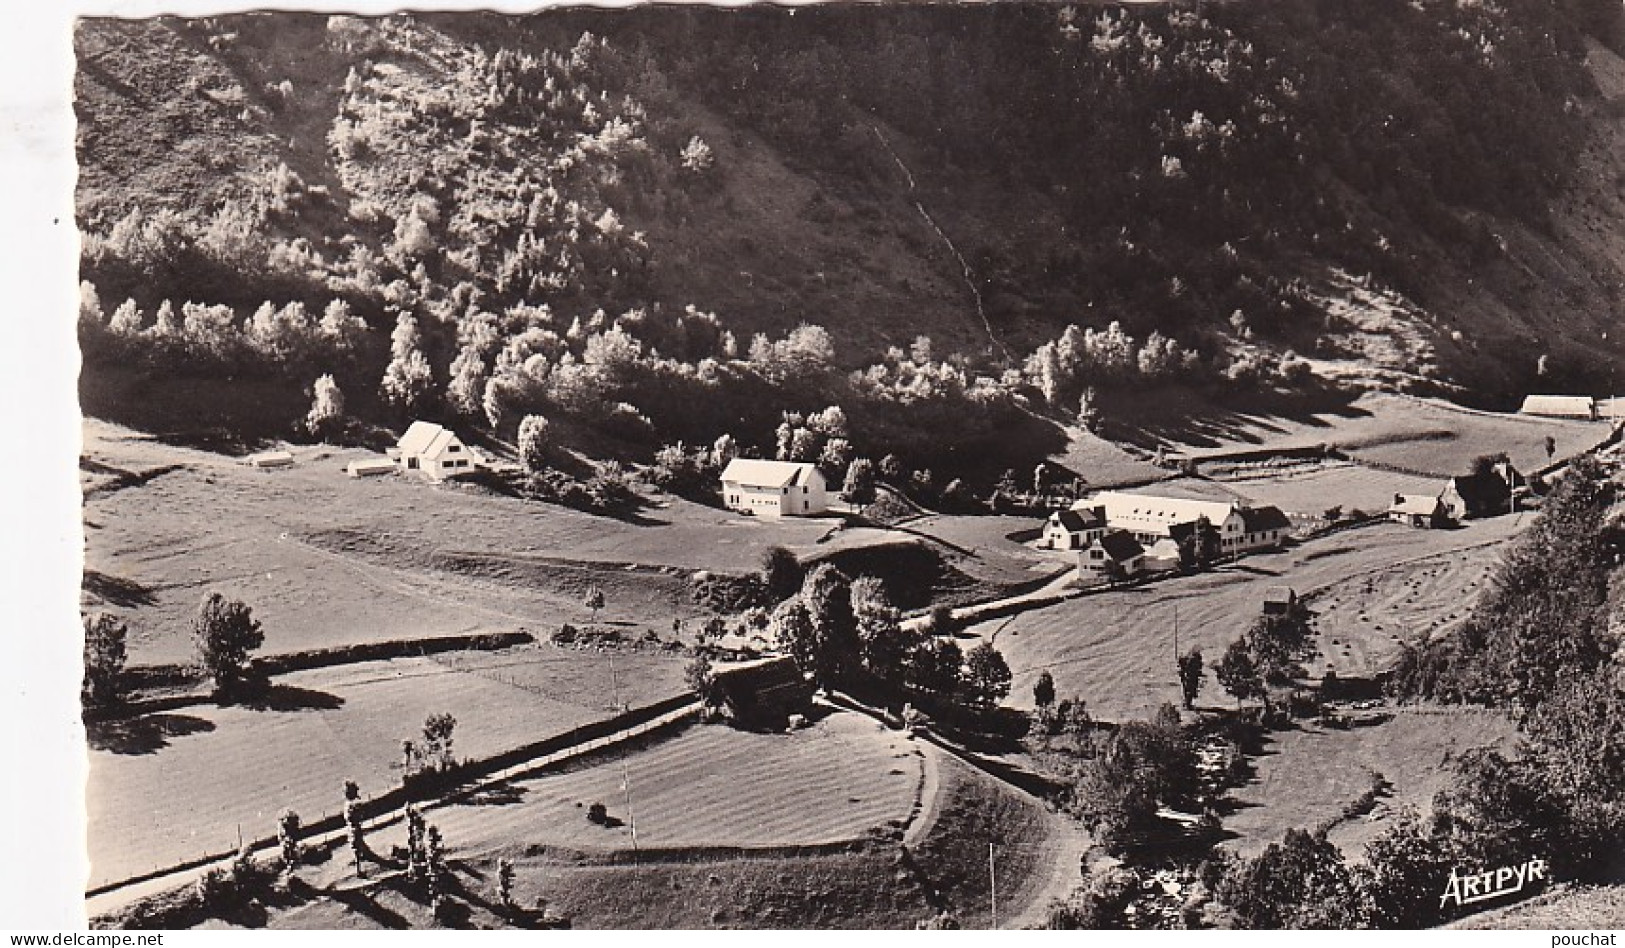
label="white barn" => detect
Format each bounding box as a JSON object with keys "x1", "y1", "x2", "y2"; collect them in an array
[
  {"x1": 720, "y1": 459, "x2": 827, "y2": 518},
  {"x1": 1519, "y1": 395, "x2": 1597, "y2": 420},
  {"x1": 1080, "y1": 491, "x2": 1249, "y2": 552},
  {"x1": 395, "y1": 421, "x2": 477, "y2": 481}
]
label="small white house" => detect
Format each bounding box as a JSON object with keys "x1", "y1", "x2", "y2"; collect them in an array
[
  {"x1": 246, "y1": 450, "x2": 294, "y2": 469},
  {"x1": 1077, "y1": 529, "x2": 1147, "y2": 582},
  {"x1": 396, "y1": 421, "x2": 477, "y2": 481},
  {"x1": 1040, "y1": 506, "x2": 1106, "y2": 550},
  {"x1": 720, "y1": 459, "x2": 827, "y2": 518}
]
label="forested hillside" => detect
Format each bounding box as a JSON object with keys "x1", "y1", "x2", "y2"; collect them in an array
[{"x1": 74, "y1": 2, "x2": 1625, "y2": 475}]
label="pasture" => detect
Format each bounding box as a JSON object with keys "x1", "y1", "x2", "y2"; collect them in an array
[
  {"x1": 373, "y1": 710, "x2": 924, "y2": 855},
  {"x1": 85, "y1": 645, "x2": 688, "y2": 891},
  {"x1": 1220, "y1": 708, "x2": 1518, "y2": 861},
  {"x1": 1211, "y1": 462, "x2": 1447, "y2": 520},
  {"x1": 1130, "y1": 391, "x2": 1604, "y2": 476},
  {"x1": 960, "y1": 517, "x2": 1523, "y2": 722},
  {"x1": 83, "y1": 420, "x2": 833, "y2": 665}
]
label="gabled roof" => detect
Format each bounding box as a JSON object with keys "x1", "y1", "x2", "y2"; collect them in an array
[
  {"x1": 1095, "y1": 529, "x2": 1146, "y2": 562},
  {"x1": 1520, "y1": 395, "x2": 1595, "y2": 417},
  {"x1": 1050, "y1": 507, "x2": 1103, "y2": 533},
  {"x1": 720, "y1": 458, "x2": 820, "y2": 489},
  {"x1": 1445, "y1": 472, "x2": 1510, "y2": 509},
  {"x1": 398, "y1": 421, "x2": 446, "y2": 457},
  {"x1": 1263, "y1": 585, "x2": 1297, "y2": 605},
  {"x1": 1390, "y1": 494, "x2": 1445, "y2": 516},
  {"x1": 1240, "y1": 505, "x2": 1292, "y2": 532}
]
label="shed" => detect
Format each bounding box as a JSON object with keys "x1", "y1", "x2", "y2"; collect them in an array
[
  {"x1": 1519, "y1": 395, "x2": 1597, "y2": 420},
  {"x1": 1388, "y1": 493, "x2": 1448, "y2": 528},
  {"x1": 346, "y1": 458, "x2": 397, "y2": 478},
  {"x1": 246, "y1": 450, "x2": 294, "y2": 469},
  {"x1": 712, "y1": 656, "x2": 814, "y2": 727},
  {"x1": 1262, "y1": 585, "x2": 1298, "y2": 615}
]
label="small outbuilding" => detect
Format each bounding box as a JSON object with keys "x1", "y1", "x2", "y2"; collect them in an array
[
  {"x1": 1519, "y1": 395, "x2": 1597, "y2": 420},
  {"x1": 1262, "y1": 585, "x2": 1298, "y2": 616},
  {"x1": 396, "y1": 421, "x2": 477, "y2": 481},
  {"x1": 1388, "y1": 493, "x2": 1448, "y2": 528},
  {"x1": 711, "y1": 656, "x2": 814, "y2": 728},
  {"x1": 346, "y1": 458, "x2": 397, "y2": 478},
  {"x1": 246, "y1": 450, "x2": 294, "y2": 469}
]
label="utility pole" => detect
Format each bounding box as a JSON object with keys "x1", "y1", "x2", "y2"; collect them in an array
[{"x1": 988, "y1": 842, "x2": 998, "y2": 929}]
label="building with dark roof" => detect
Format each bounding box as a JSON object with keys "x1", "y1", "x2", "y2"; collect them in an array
[
  {"x1": 711, "y1": 656, "x2": 814, "y2": 728},
  {"x1": 1041, "y1": 505, "x2": 1106, "y2": 550},
  {"x1": 1237, "y1": 505, "x2": 1292, "y2": 552},
  {"x1": 1077, "y1": 529, "x2": 1146, "y2": 582}
]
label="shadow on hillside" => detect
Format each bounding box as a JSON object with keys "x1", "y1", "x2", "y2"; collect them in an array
[
  {"x1": 327, "y1": 885, "x2": 412, "y2": 929},
  {"x1": 1106, "y1": 384, "x2": 1374, "y2": 453},
  {"x1": 82, "y1": 569, "x2": 158, "y2": 607},
  {"x1": 86, "y1": 712, "x2": 215, "y2": 755},
  {"x1": 236, "y1": 683, "x2": 345, "y2": 713}
]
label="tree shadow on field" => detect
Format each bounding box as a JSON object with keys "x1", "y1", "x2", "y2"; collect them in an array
[
  {"x1": 461, "y1": 781, "x2": 527, "y2": 807},
  {"x1": 236, "y1": 684, "x2": 345, "y2": 713},
  {"x1": 81, "y1": 569, "x2": 157, "y2": 607},
  {"x1": 327, "y1": 885, "x2": 413, "y2": 930},
  {"x1": 86, "y1": 712, "x2": 215, "y2": 755}
]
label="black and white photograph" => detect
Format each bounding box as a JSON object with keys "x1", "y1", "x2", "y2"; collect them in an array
[{"x1": 6, "y1": 0, "x2": 1625, "y2": 934}]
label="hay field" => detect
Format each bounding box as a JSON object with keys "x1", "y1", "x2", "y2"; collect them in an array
[
  {"x1": 85, "y1": 646, "x2": 687, "y2": 891},
  {"x1": 961, "y1": 517, "x2": 1524, "y2": 722},
  {"x1": 374, "y1": 710, "x2": 924, "y2": 855}
]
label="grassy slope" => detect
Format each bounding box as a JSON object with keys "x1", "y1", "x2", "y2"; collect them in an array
[
  {"x1": 362, "y1": 711, "x2": 924, "y2": 856},
  {"x1": 961, "y1": 516, "x2": 1526, "y2": 722},
  {"x1": 1220, "y1": 707, "x2": 1518, "y2": 862},
  {"x1": 164, "y1": 723, "x2": 1058, "y2": 929},
  {"x1": 85, "y1": 646, "x2": 688, "y2": 890},
  {"x1": 1447, "y1": 884, "x2": 1625, "y2": 929}
]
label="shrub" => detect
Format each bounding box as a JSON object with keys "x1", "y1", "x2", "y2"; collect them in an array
[
  {"x1": 82, "y1": 612, "x2": 128, "y2": 710},
  {"x1": 518, "y1": 414, "x2": 550, "y2": 472},
  {"x1": 587, "y1": 802, "x2": 608, "y2": 825}
]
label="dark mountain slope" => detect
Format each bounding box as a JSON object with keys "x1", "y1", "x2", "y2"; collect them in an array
[{"x1": 72, "y1": 2, "x2": 1625, "y2": 459}]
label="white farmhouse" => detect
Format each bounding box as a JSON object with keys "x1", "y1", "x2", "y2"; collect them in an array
[
  {"x1": 720, "y1": 459, "x2": 827, "y2": 518},
  {"x1": 395, "y1": 421, "x2": 477, "y2": 481}
]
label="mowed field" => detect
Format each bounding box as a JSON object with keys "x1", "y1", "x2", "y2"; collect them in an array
[
  {"x1": 212, "y1": 732, "x2": 1065, "y2": 930},
  {"x1": 1150, "y1": 392, "x2": 1606, "y2": 476},
  {"x1": 1212, "y1": 462, "x2": 1448, "y2": 519},
  {"x1": 961, "y1": 517, "x2": 1524, "y2": 722},
  {"x1": 373, "y1": 710, "x2": 925, "y2": 856},
  {"x1": 1220, "y1": 707, "x2": 1518, "y2": 861},
  {"x1": 82, "y1": 420, "x2": 852, "y2": 665},
  {"x1": 85, "y1": 646, "x2": 688, "y2": 891}
]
